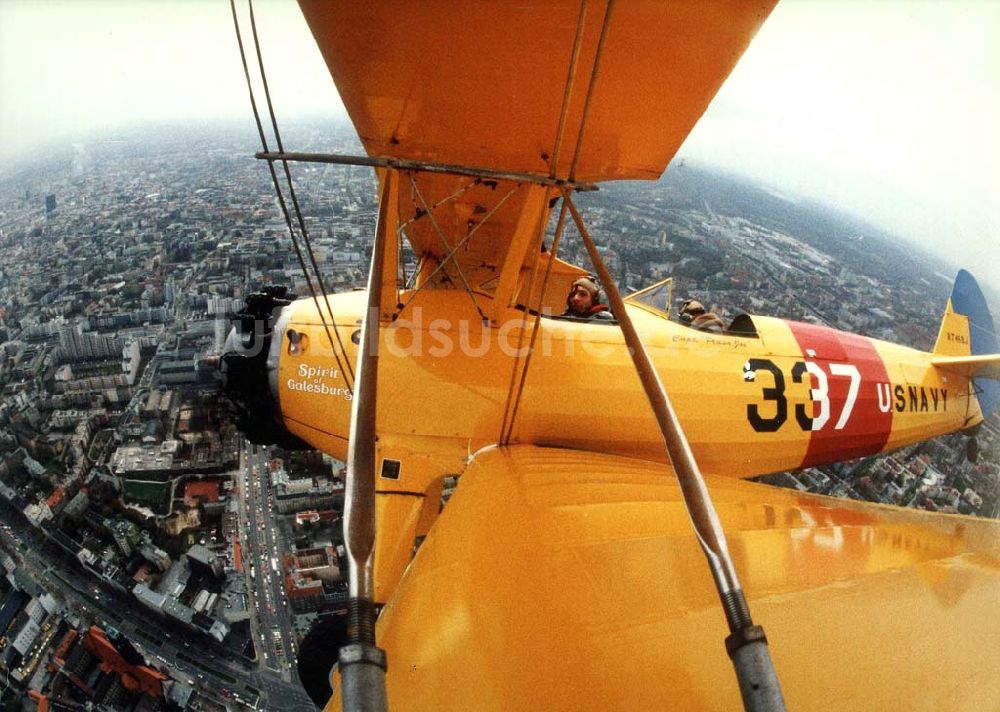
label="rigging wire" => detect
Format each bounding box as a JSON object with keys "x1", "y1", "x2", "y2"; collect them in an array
[
  {"x1": 501, "y1": 199, "x2": 572, "y2": 444},
  {"x1": 398, "y1": 177, "x2": 482, "y2": 292},
  {"x1": 503, "y1": 0, "x2": 615, "y2": 441},
  {"x1": 508, "y1": 0, "x2": 614, "y2": 437},
  {"x1": 394, "y1": 182, "x2": 520, "y2": 319},
  {"x1": 397, "y1": 176, "x2": 480, "y2": 292},
  {"x1": 398, "y1": 177, "x2": 481, "y2": 232},
  {"x1": 231, "y1": 0, "x2": 354, "y2": 392},
  {"x1": 500, "y1": 0, "x2": 615, "y2": 444},
  {"x1": 568, "y1": 0, "x2": 617, "y2": 183},
  {"x1": 246, "y1": 0, "x2": 355, "y2": 386},
  {"x1": 407, "y1": 174, "x2": 490, "y2": 322},
  {"x1": 548, "y1": 0, "x2": 589, "y2": 179},
  {"x1": 497, "y1": 204, "x2": 548, "y2": 443}
]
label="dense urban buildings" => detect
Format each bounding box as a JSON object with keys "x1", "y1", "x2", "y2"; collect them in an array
[{"x1": 1, "y1": 121, "x2": 997, "y2": 710}]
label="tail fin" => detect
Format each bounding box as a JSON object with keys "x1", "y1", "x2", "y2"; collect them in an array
[{"x1": 932, "y1": 270, "x2": 999, "y2": 417}]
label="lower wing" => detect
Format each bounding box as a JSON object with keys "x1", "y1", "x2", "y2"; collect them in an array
[{"x1": 332, "y1": 445, "x2": 1000, "y2": 711}]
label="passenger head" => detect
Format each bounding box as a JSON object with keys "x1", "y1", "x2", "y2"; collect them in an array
[
  {"x1": 679, "y1": 299, "x2": 706, "y2": 323},
  {"x1": 567, "y1": 277, "x2": 600, "y2": 315}
]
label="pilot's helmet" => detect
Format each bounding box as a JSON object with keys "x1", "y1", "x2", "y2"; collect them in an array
[
  {"x1": 570, "y1": 277, "x2": 601, "y2": 302},
  {"x1": 680, "y1": 299, "x2": 706, "y2": 322}
]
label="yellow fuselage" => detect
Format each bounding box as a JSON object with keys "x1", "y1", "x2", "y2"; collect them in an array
[
  {"x1": 267, "y1": 288, "x2": 980, "y2": 604},
  {"x1": 276, "y1": 289, "x2": 978, "y2": 476}
]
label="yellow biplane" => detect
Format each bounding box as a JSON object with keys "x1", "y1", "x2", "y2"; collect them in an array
[{"x1": 222, "y1": 1, "x2": 1000, "y2": 710}]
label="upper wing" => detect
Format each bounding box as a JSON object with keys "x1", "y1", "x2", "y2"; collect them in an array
[
  {"x1": 297, "y1": 1, "x2": 776, "y2": 305},
  {"x1": 329, "y1": 445, "x2": 1000, "y2": 711},
  {"x1": 298, "y1": 0, "x2": 776, "y2": 182}
]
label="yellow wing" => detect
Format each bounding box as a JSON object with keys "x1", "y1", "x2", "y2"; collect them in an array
[
  {"x1": 328, "y1": 446, "x2": 1000, "y2": 711},
  {"x1": 298, "y1": 0, "x2": 774, "y2": 181},
  {"x1": 297, "y1": 1, "x2": 777, "y2": 300}
]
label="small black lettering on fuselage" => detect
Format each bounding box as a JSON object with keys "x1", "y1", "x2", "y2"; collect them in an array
[
  {"x1": 946, "y1": 332, "x2": 969, "y2": 345},
  {"x1": 893, "y1": 384, "x2": 947, "y2": 413}
]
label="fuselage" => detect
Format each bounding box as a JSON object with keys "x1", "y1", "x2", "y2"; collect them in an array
[
  {"x1": 269, "y1": 288, "x2": 980, "y2": 479},
  {"x1": 221, "y1": 284, "x2": 984, "y2": 604}
]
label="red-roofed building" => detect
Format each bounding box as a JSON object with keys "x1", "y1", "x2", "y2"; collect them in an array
[
  {"x1": 28, "y1": 690, "x2": 49, "y2": 712},
  {"x1": 46, "y1": 486, "x2": 66, "y2": 510},
  {"x1": 285, "y1": 546, "x2": 342, "y2": 613},
  {"x1": 293, "y1": 509, "x2": 340, "y2": 529},
  {"x1": 295, "y1": 511, "x2": 320, "y2": 526},
  {"x1": 46, "y1": 627, "x2": 93, "y2": 697},
  {"x1": 83, "y1": 626, "x2": 166, "y2": 699},
  {"x1": 132, "y1": 563, "x2": 154, "y2": 585},
  {"x1": 286, "y1": 572, "x2": 325, "y2": 612},
  {"x1": 183, "y1": 479, "x2": 220, "y2": 508}
]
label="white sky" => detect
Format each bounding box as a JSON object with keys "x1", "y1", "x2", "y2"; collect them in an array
[
  {"x1": 682, "y1": 0, "x2": 1000, "y2": 292},
  {"x1": 1, "y1": 0, "x2": 998, "y2": 291}
]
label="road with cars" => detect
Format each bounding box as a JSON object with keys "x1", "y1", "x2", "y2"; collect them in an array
[
  {"x1": 0, "y1": 475, "x2": 316, "y2": 711},
  {"x1": 237, "y1": 440, "x2": 302, "y2": 681}
]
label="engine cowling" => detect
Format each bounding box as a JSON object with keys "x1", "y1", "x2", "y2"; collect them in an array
[{"x1": 220, "y1": 286, "x2": 309, "y2": 450}]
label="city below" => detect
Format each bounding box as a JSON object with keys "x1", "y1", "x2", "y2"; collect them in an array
[{"x1": 0, "y1": 120, "x2": 997, "y2": 711}]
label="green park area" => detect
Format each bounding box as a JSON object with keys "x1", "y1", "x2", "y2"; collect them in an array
[{"x1": 122, "y1": 478, "x2": 169, "y2": 512}]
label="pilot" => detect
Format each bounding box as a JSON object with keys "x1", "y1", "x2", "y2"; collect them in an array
[
  {"x1": 563, "y1": 277, "x2": 614, "y2": 320},
  {"x1": 679, "y1": 299, "x2": 725, "y2": 333}
]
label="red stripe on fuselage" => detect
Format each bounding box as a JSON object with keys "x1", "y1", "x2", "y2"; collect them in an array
[{"x1": 785, "y1": 321, "x2": 893, "y2": 469}]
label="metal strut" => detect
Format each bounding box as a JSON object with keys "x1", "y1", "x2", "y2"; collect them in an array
[
  {"x1": 255, "y1": 150, "x2": 598, "y2": 191},
  {"x1": 568, "y1": 0, "x2": 616, "y2": 183},
  {"x1": 562, "y1": 190, "x2": 786, "y2": 712},
  {"x1": 339, "y1": 171, "x2": 397, "y2": 712}
]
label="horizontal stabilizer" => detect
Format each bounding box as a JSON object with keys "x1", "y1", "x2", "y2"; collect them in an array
[{"x1": 931, "y1": 353, "x2": 1000, "y2": 381}]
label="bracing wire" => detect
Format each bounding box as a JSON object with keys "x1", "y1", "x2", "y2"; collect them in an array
[
  {"x1": 231, "y1": 0, "x2": 354, "y2": 392},
  {"x1": 246, "y1": 0, "x2": 355, "y2": 386},
  {"x1": 398, "y1": 177, "x2": 481, "y2": 232},
  {"x1": 498, "y1": 208, "x2": 547, "y2": 443},
  {"x1": 397, "y1": 177, "x2": 482, "y2": 292},
  {"x1": 407, "y1": 174, "x2": 490, "y2": 322},
  {"x1": 548, "y1": 0, "x2": 589, "y2": 179},
  {"x1": 394, "y1": 182, "x2": 520, "y2": 319},
  {"x1": 502, "y1": 199, "x2": 572, "y2": 443},
  {"x1": 568, "y1": 0, "x2": 617, "y2": 183},
  {"x1": 500, "y1": 0, "x2": 616, "y2": 440}
]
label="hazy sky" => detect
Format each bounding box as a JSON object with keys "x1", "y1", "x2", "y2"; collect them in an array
[{"x1": 2, "y1": 0, "x2": 998, "y2": 291}]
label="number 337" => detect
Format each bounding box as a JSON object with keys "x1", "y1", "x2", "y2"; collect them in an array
[{"x1": 743, "y1": 358, "x2": 860, "y2": 433}]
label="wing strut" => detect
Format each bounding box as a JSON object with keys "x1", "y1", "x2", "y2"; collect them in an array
[
  {"x1": 563, "y1": 190, "x2": 786, "y2": 712},
  {"x1": 338, "y1": 170, "x2": 398, "y2": 712}
]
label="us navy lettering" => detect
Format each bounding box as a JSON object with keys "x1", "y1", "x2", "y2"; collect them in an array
[{"x1": 891, "y1": 384, "x2": 948, "y2": 413}]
